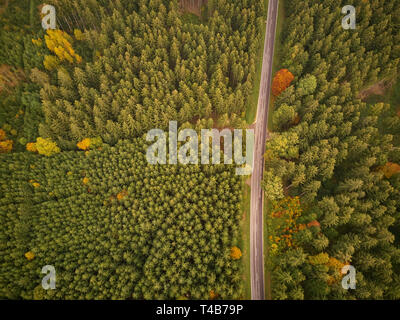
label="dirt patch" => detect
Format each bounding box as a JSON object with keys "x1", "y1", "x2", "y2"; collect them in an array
[
  {"x1": 358, "y1": 79, "x2": 394, "y2": 101},
  {"x1": 0, "y1": 65, "x2": 26, "y2": 93},
  {"x1": 245, "y1": 177, "x2": 251, "y2": 186},
  {"x1": 179, "y1": 0, "x2": 207, "y2": 17},
  {"x1": 0, "y1": 0, "x2": 9, "y2": 16}
]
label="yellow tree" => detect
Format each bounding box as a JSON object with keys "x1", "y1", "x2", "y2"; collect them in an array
[
  {"x1": 35, "y1": 137, "x2": 60, "y2": 156},
  {"x1": 44, "y1": 29, "x2": 82, "y2": 70},
  {"x1": 230, "y1": 246, "x2": 242, "y2": 260}
]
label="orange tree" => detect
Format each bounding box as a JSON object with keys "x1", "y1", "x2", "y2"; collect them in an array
[
  {"x1": 268, "y1": 196, "x2": 303, "y2": 254},
  {"x1": 271, "y1": 69, "x2": 294, "y2": 96}
]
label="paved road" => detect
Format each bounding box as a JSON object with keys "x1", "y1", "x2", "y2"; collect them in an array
[{"x1": 250, "y1": 0, "x2": 279, "y2": 300}]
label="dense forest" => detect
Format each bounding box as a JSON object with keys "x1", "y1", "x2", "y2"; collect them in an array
[
  {"x1": 1, "y1": 0, "x2": 264, "y2": 150},
  {"x1": 1, "y1": 0, "x2": 400, "y2": 301},
  {"x1": 0, "y1": 0, "x2": 265, "y2": 299},
  {"x1": 22, "y1": 0, "x2": 262, "y2": 149},
  {"x1": 265, "y1": 0, "x2": 400, "y2": 299},
  {"x1": 0, "y1": 140, "x2": 243, "y2": 299}
]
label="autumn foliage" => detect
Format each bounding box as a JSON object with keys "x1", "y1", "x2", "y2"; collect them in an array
[
  {"x1": 307, "y1": 220, "x2": 321, "y2": 228},
  {"x1": 230, "y1": 246, "x2": 242, "y2": 260},
  {"x1": 29, "y1": 179, "x2": 40, "y2": 188},
  {"x1": 116, "y1": 189, "x2": 128, "y2": 200},
  {"x1": 28, "y1": 137, "x2": 60, "y2": 156},
  {"x1": 43, "y1": 29, "x2": 82, "y2": 70},
  {"x1": 308, "y1": 253, "x2": 347, "y2": 285},
  {"x1": 26, "y1": 142, "x2": 38, "y2": 153},
  {"x1": 379, "y1": 162, "x2": 400, "y2": 178},
  {"x1": 269, "y1": 196, "x2": 302, "y2": 249},
  {"x1": 77, "y1": 137, "x2": 102, "y2": 151},
  {"x1": 25, "y1": 251, "x2": 35, "y2": 261},
  {"x1": 0, "y1": 129, "x2": 6, "y2": 141},
  {"x1": 0, "y1": 129, "x2": 12, "y2": 153},
  {"x1": 0, "y1": 140, "x2": 12, "y2": 153},
  {"x1": 0, "y1": 135, "x2": 12, "y2": 153},
  {"x1": 77, "y1": 138, "x2": 91, "y2": 150},
  {"x1": 209, "y1": 290, "x2": 218, "y2": 300},
  {"x1": 272, "y1": 69, "x2": 294, "y2": 96}
]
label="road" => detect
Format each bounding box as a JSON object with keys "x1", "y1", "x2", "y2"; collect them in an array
[{"x1": 250, "y1": 0, "x2": 279, "y2": 300}]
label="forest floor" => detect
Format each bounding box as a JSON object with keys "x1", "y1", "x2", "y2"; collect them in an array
[
  {"x1": 363, "y1": 77, "x2": 400, "y2": 113},
  {"x1": 179, "y1": 0, "x2": 206, "y2": 17},
  {"x1": 358, "y1": 78, "x2": 394, "y2": 101},
  {"x1": 264, "y1": 0, "x2": 286, "y2": 300}
]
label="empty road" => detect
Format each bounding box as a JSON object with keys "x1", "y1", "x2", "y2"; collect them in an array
[{"x1": 250, "y1": 0, "x2": 279, "y2": 300}]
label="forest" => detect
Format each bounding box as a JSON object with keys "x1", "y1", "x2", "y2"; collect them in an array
[
  {"x1": 1, "y1": 0, "x2": 400, "y2": 301},
  {"x1": 0, "y1": 0, "x2": 265, "y2": 299},
  {"x1": 265, "y1": 0, "x2": 400, "y2": 299},
  {"x1": 0, "y1": 140, "x2": 243, "y2": 299}
]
